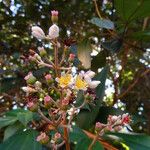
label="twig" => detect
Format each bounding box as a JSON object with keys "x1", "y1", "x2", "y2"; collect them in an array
[
  {"x1": 93, "y1": 0, "x2": 102, "y2": 19},
  {"x1": 117, "y1": 69, "x2": 150, "y2": 99}
]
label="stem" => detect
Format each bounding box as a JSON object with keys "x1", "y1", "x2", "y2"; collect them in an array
[
  {"x1": 93, "y1": 0, "x2": 102, "y2": 19},
  {"x1": 88, "y1": 133, "x2": 99, "y2": 150},
  {"x1": 62, "y1": 113, "x2": 70, "y2": 150},
  {"x1": 54, "y1": 40, "x2": 59, "y2": 77}
]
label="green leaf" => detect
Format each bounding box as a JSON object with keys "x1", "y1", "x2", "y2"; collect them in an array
[
  {"x1": 102, "y1": 38, "x2": 123, "y2": 53},
  {"x1": 91, "y1": 50, "x2": 107, "y2": 72},
  {"x1": 96, "y1": 106, "x2": 123, "y2": 123},
  {"x1": 76, "y1": 67, "x2": 108, "y2": 129},
  {"x1": 75, "y1": 138, "x2": 104, "y2": 150},
  {"x1": 17, "y1": 111, "x2": 33, "y2": 126},
  {"x1": 114, "y1": 0, "x2": 150, "y2": 22},
  {"x1": 94, "y1": 66, "x2": 108, "y2": 99},
  {"x1": 77, "y1": 39, "x2": 92, "y2": 69},
  {"x1": 107, "y1": 132, "x2": 150, "y2": 150},
  {"x1": 3, "y1": 122, "x2": 24, "y2": 141},
  {"x1": 90, "y1": 17, "x2": 114, "y2": 29},
  {"x1": 69, "y1": 126, "x2": 88, "y2": 142},
  {"x1": 131, "y1": 30, "x2": 150, "y2": 42},
  {"x1": 0, "y1": 116, "x2": 18, "y2": 129},
  {"x1": 0, "y1": 130, "x2": 42, "y2": 150}
]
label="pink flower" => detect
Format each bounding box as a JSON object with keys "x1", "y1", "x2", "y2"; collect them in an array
[
  {"x1": 95, "y1": 122, "x2": 105, "y2": 131},
  {"x1": 62, "y1": 99, "x2": 69, "y2": 106},
  {"x1": 27, "y1": 101, "x2": 34, "y2": 108},
  {"x1": 51, "y1": 10, "x2": 59, "y2": 16},
  {"x1": 45, "y1": 74, "x2": 52, "y2": 80},
  {"x1": 31, "y1": 26, "x2": 45, "y2": 39},
  {"x1": 48, "y1": 24, "x2": 59, "y2": 39},
  {"x1": 69, "y1": 53, "x2": 75, "y2": 61},
  {"x1": 36, "y1": 132, "x2": 49, "y2": 144},
  {"x1": 54, "y1": 132, "x2": 61, "y2": 140},
  {"x1": 24, "y1": 72, "x2": 33, "y2": 80},
  {"x1": 44, "y1": 95, "x2": 51, "y2": 103}
]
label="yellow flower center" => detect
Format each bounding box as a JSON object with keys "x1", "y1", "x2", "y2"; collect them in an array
[
  {"x1": 59, "y1": 74, "x2": 72, "y2": 87},
  {"x1": 75, "y1": 76, "x2": 87, "y2": 90}
]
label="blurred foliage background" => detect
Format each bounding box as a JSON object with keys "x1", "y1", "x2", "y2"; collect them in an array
[{"x1": 0, "y1": 0, "x2": 150, "y2": 142}]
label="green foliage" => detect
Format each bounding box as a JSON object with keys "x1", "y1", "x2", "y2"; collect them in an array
[
  {"x1": 91, "y1": 50, "x2": 107, "y2": 72},
  {"x1": 107, "y1": 132, "x2": 150, "y2": 150},
  {"x1": 0, "y1": 109, "x2": 33, "y2": 129},
  {"x1": 69, "y1": 126, "x2": 104, "y2": 150},
  {"x1": 114, "y1": 0, "x2": 150, "y2": 22},
  {"x1": 0, "y1": 130, "x2": 42, "y2": 150}
]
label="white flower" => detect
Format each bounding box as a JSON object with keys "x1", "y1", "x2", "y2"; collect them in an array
[
  {"x1": 31, "y1": 26, "x2": 45, "y2": 39},
  {"x1": 85, "y1": 70, "x2": 95, "y2": 78},
  {"x1": 48, "y1": 24, "x2": 59, "y2": 39},
  {"x1": 87, "y1": 80, "x2": 100, "y2": 89},
  {"x1": 80, "y1": 70, "x2": 100, "y2": 89}
]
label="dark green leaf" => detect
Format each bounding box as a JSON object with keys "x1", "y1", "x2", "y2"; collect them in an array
[
  {"x1": 75, "y1": 138, "x2": 104, "y2": 150},
  {"x1": 107, "y1": 132, "x2": 150, "y2": 150},
  {"x1": 0, "y1": 116, "x2": 18, "y2": 129},
  {"x1": 91, "y1": 50, "x2": 107, "y2": 72},
  {"x1": 90, "y1": 17, "x2": 114, "y2": 29},
  {"x1": 0, "y1": 130, "x2": 42, "y2": 150},
  {"x1": 3, "y1": 122, "x2": 24, "y2": 141},
  {"x1": 69, "y1": 125, "x2": 88, "y2": 142},
  {"x1": 102, "y1": 38, "x2": 123, "y2": 53},
  {"x1": 17, "y1": 111, "x2": 33, "y2": 126},
  {"x1": 114, "y1": 0, "x2": 150, "y2": 21}
]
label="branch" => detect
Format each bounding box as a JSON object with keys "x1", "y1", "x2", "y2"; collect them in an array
[
  {"x1": 117, "y1": 69, "x2": 150, "y2": 99},
  {"x1": 84, "y1": 130, "x2": 118, "y2": 150}
]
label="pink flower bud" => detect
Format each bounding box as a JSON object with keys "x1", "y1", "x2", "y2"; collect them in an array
[
  {"x1": 45, "y1": 74, "x2": 52, "y2": 80},
  {"x1": 69, "y1": 53, "x2": 75, "y2": 61},
  {"x1": 54, "y1": 132, "x2": 61, "y2": 140},
  {"x1": 95, "y1": 122, "x2": 105, "y2": 131},
  {"x1": 44, "y1": 95, "x2": 52, "y2": 108},
  {"x1": 121, "y1": 114, "x2": 131, "y2": 125},
  {"x1": 36, "y1": 132, "x2": 49, "y2": 144},
  {"x1": 62, "y1": 99, "x2": 69, "y2": 106},
  {"x1": 27, "y1": 101, "x2": 38, "y2": 112},
  {"x1": 51, "y1": 10, "x2": 58, "y2": 23},
  {"x1": 51, "y1": 10, "x2": 59, "y2": 16},
  {"x1": 24, "y1": 72, "x2": 36, "y2": 85}
]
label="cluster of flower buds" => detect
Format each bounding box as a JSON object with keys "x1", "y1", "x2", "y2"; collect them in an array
[
  {"x1": 31, "y1": 10, "x2": 59, "y2": 40},
  {"x1": 95, "y1": 114, "x2": 131, "y2": 135}
]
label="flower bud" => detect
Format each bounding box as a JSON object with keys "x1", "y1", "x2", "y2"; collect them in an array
[
  {"x1": 27, "y1": 101, "x2": 38, "y2": 112},
  {"x1": 45, "y1": 74, "x2": 53, "y2": 84},
  {"x1": 34, "y1": 81, "x2": 42, "y2": 90},
  {"x1": 31, "y1": 26, "x2": 45, "y2": 39},
  {"x1": 121, "y1": 114, "x2": 131, "y2": 125},
  {"x1": 95, "y1": 122, "x2": 105, "y2": 131},
  {"x1": 48, "y1": 24, "x2": 59, "y2": 39},
  {"x1": 38, "y1": 47, "x2": 47, "y2": 57},
  {"x1": 24, "y1": 72, "x2": 36, "y2": 85},
  {"x1": 54, "y1": 132, "x2": 61, "y2": 142},
  {"x1": 51, "y1": 10, "x2": 58, "y2": 23},
  {"x1": 44, "y1": 95, "x2": 52, "y2": 108},
  {"x1": 36, "y1": 132, "x2": 49, "y2": 144},
  {"x1": 69, "y1": 53, "x2": 75, "y2": 62},
  {"x1": 61, "y1": 98, "x2": 69, "y2": 110},
  {"x1": 22, "y1": 86, "x2": 36, "y2": 93}
]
